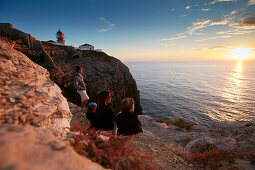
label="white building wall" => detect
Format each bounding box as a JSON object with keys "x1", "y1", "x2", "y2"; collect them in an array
[{"x1": 79, "y1": 46, "x2": 94, "y2": 51}]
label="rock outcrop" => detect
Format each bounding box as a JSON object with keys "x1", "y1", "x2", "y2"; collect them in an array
[
  {"x1": 134, "y1": 115, "x2": 255, "y2": 169},
  {"x1": 0, "y1": 124, "x2": 103, "y2": 170},
  {"x1": 0, "y1": 23, "x2": 142, "y2": 114},
  {"x1": 0, "y1": 23, "x2": 55, "y2": 68},
  {"x1": 0, "y1": 40, "x2": 104, "y2": 169},
  {"x1": 0, "y1": 40, "x2": 71, "y2": 133}
]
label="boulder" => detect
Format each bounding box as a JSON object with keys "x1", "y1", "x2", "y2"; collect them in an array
[
  {"x1": 0, "y1": 40, "x2": 71, "y2": 133},
  {"x1": 0, "y1": 124, "x2": 104, "y2": 170}
]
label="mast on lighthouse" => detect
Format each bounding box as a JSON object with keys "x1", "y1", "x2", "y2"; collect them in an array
[{"x1": 56, "y1": 29, "x2": 65, "y2": 45}]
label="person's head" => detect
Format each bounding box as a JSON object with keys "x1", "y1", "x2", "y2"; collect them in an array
[
  {"x1": 98, "y1": 90, "x2": 112, "y2": 106},
  {"x1": 87, "y1": 102, "x2": 97, "y2": 113},
  {"x1": 121, "y1": 98, "x2": 135, "y2": 112},
  {"x1": 76, "y1": 66, "x2": 83, "y2": 74}
]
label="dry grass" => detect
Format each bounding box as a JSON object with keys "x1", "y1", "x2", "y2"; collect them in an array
[
  {"x1": 187, "y1": 143, "x2": 255, "y2": 169},
  {"x1": 69, "y1": 122, "x2": 159, "y2": 170}
]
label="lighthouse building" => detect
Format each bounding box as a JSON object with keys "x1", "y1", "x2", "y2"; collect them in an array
[
  {"x1": 79, "y1": 44, "x2": 94, "y2": 51},
  {"x1": 56, "y1": 29, "x2": 65, "y2": 45}
]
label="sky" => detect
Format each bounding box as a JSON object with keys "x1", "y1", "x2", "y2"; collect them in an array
[{"x1": 0, "y1": 0, "x2": 255, "y2": 61}]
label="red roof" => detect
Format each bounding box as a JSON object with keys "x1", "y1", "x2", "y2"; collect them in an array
[
  {"x1": 57, "y1": 29, "x2": 63, "y2": 34},
  {"x1": 80, "y1": 44, "x2": 93, "y2": 46}
]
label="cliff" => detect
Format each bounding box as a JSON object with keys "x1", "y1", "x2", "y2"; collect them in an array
[
  {"x1": 0, "y1": 23, "x2": 142, "y2": 114},
  {"x1": 0, "y1": 40, "x2": 104, "y2": 169}
]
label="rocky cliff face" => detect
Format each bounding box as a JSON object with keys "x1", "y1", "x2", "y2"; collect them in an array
[
  {"x1": 0, "y1": 40, "x2": 71, "y2": 133},
  {"x1": 0, "y1": 40, "x2": 104, "y2": 169},
  {"x1": 42, "y1": 43, "x2": 142, "y2": 114},
  {"x1": 0, "y1": 23, "x2": 142, "y2": 114}
]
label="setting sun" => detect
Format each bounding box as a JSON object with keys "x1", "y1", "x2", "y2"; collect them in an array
[{"x1": 230, "y1": 48, "x2": 252, "y2": 60}]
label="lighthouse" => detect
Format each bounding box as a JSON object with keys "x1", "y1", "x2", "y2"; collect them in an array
[{"x1": 56, "y1": 29, "x2": 65, "y2": 45}]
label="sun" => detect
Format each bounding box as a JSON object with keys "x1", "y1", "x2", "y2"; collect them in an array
[{"x1": 230, "y1": 48, "x2": 252, "y2": 61}]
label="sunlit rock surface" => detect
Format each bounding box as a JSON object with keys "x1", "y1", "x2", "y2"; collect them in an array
[
  {"x1": 0, "y1": 40, "x2": 71, "y2": 133},
  {"x1": 0, "y1": 124, "x2": 104, "y2": 170}
]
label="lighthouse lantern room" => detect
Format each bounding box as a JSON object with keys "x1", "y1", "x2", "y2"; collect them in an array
[{"x1": 56, "y1": 29, "x2": 65, "y2": 45}]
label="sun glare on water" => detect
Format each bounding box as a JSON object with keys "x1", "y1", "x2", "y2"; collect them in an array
[{"x1": 230, "y1": 48, "x2": 252, "y2": 61}]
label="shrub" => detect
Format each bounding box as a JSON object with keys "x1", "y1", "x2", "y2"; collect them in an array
[
  {"x1": 69, "y1": 122, "x2": 159, "y2": 170},
  {"x1": 189, "y1": 144, "x2": 255, "y2": 169}
]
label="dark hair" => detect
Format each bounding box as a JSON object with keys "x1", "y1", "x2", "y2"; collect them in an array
[
  {"x1": 97, "y1": 90, "x2": 111, "y2": 106},
  {"x1": 76, "y1": 66, "x2": 82, "y2": 73},
  {"x1": 121, "y1": 98, "x2": 135, "y2": 112}
]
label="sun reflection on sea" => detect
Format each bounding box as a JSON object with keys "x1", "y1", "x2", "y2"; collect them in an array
[{"x1": 208, "y1": 61, "x2": 249, "y2": 122}]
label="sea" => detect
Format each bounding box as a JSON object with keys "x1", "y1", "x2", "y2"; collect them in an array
[{"x1": 125, "y1": 60, "x2": 255, "y2": 126}]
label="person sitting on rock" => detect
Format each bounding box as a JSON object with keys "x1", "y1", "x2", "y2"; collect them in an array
[
  {"x1": 94, "y1": 90, "x2": 116, "y2": 131},
  {"x1": 74, "y1": 66, "x2": 89, "y2": 108},
  {"x1": 116, "y1": 98, "x2": 142, "y2": 136},
  {"x1": 86, "y1": 102, "x2": 97, "y2": 128}
]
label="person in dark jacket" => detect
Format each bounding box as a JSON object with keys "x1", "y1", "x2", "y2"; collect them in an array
[
  {"x1": 86, "y1": 102, "x2": 97, "y2": 128},
  {"x1": 94, "y1": 90, "x2": 116, "y2": 131},
  {"x1": 116, "y1": 98, "x2": 142, "y2": 136},
  {"x1": 74, "y1": 66, "x2": 89, "y2": 108}
]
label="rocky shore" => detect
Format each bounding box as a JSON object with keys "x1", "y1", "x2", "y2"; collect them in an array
[{"x1": 69, "y1": 101, "x2": 255, "y2": 169}]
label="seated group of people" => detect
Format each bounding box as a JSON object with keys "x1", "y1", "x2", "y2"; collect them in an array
[
  {"x1": 74, "y1": 65, "x2": 142, "y2": 136},
  {"x1": 86, "y1": 90, "x2": 143, "y2": 136}
]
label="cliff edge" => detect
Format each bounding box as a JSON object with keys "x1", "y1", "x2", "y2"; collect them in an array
[{"x1": 0, "y1": 23, "x2": 142, "y2": 114}]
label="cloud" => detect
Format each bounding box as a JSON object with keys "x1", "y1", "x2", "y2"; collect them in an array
[
  {"x1": 185, "y1": 6, "x2": 191, "y2": 10},
  {"x1": 209, "y1": 0, "x2": 237, "y2": 5},
  {"x1": 201, "y1": 8, "x2": 210, "y2": 11},
  {"x1": 186, "y1": 13, "x2": 236, "y2": 35},
  {"x1": 194, "y1": 38, "x2": 208, "y2": 42},
  {"x1": 216, "y1": 29, "x2": 254, "y2": 35},
  {"x1": 161, "y1": 35, "x2": 187, "y2": 41},
  {"x1": 176, "y1": 33, "x2": 185, "y2": 36},
  {"x1": 230, "y1": 10, "x2": 238, "y2": 15},
  {"x1": 194, "y1": 35, "x2": 231, "y2": 42},
  {"x1": 210, "y1": 17, "x2": 233, "y2": 25},
  {"x1": 209, "y1": 46, "x2": 230, "y2": 50},
  {"x1": 230, "y1": 16, "x2": 255, "y2": 29},
  {"x1": 187, "y1": 19, "x2": 211, "y2": 35},
  {"x1": 248, "y1": 0, "x2": 255, "y2": 5},
  {"x1": 98, "y1": 28, "x2": 113, "y2": 32},
  {"x1": 97, "y1": 17, "x2": 115, "y2": 32},
  {"x1": 171, "y1": 8, "x2": 175, "y2": 12},
  {"x1": 162, "y1": 44, "x2": 177, "y2": 48}
]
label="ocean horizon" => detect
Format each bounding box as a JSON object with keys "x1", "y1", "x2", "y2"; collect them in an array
[{"x1": 125, "y1": 60, "x2": 255, "y2": 126}]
